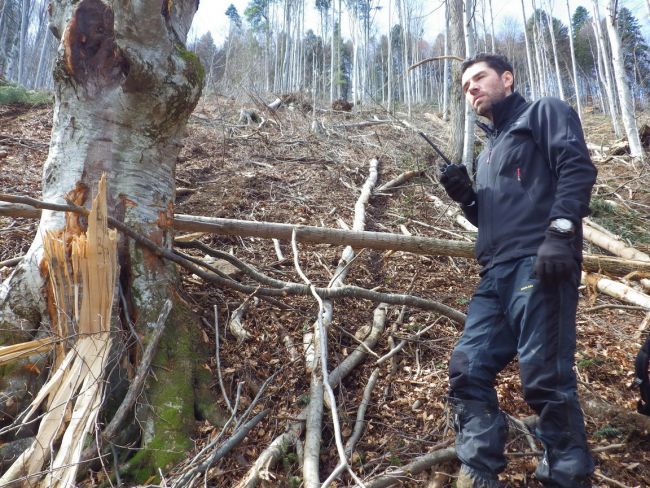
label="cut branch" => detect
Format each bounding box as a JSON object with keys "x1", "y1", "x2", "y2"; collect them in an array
[
  {"x1": 2, "y1": 197, "x2": 646, "y2": 277},
  {"x1": 365, "y1": 445, "x2": 457, "y2": 488},
  {"x1": 583, "y1": 272, "x2": 650, "y2": 309}
]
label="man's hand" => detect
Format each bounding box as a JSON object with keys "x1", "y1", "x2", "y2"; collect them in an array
[
  {"x1": 534, "y1": 229, "x2": 578, "y2": 283},
  {"x1": 439, "y1": 164, "x2": 475, "y2": 206}
]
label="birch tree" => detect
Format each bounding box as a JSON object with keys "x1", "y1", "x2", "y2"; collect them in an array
[
  {"x1": 0, "y1": 0, "x2": 206, "y2": 482},
  {"x1": 604, "y1": 0, "x2": 643, "y2": 157},
  {"x1": 545, "y1": 2, "x2": 565, "y2": 100},
  {"x1": 566, "y1": 0, "x2": 582, "y2": 118},
  {"x1": 521, "y1": 0, "x2": 537, "y2": 99},
  {"x1": 488, "y1": 0, "x2": 496, "y2": 52},
  {"x1": 442, "y1": 0, "x2": 450, "y2": 120},
  {"x1": 462, "y1": 0, "x2": 476, "y2": 169},
  {"x1": 448, "y1": 0, "x2": 465, "y2": 164}
]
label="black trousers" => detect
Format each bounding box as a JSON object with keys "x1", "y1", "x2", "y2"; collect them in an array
[{"x1": 448, "y1": 256, "x2": 594, "y2": 486}]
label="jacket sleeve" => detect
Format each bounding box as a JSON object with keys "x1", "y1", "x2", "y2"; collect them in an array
[
  {"x1": 460, "y1": 200, "x2": 478, "y2": 226},
  {"x1": 530, "y1": 98, "x2": 597, "y2": 227}
]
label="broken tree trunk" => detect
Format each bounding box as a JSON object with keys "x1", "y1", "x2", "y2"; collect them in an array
[
  {"x1": 1, "y1": 176, "x2": 118, "y2": 487},
  {"x1": 0, "y1": 0, "x2": 204, "y2": 482}
]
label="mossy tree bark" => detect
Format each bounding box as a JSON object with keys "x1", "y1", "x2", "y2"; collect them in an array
[{"x1": 0, "y1": 0, "x2": 208, "y2": 480}]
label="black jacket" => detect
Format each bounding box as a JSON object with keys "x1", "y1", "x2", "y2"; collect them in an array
[{"x1": 461, "y1": 92, "x2": 597, "y2": 271}]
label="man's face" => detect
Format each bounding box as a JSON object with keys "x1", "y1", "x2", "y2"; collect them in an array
[{"x1": 461, "y1": 61, "x2": 513, "y2": 120}]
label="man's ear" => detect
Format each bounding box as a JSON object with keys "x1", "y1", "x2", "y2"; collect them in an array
[{"x1": 502, "y1": 71, "x2": 514, "y2": 93}]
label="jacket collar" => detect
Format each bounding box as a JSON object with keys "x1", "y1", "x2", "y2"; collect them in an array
[{"x1": 476, "y1": 92, "x2": 528, "y2": 135}]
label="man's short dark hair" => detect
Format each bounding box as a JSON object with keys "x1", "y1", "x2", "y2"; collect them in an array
[{"x1": 461, "y1": 53, "x2": 514, "y2": 82}]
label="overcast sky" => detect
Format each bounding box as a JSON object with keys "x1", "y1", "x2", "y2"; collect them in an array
[{"x1": 188, "y1": 0, "x2": 650, "y2": 47}]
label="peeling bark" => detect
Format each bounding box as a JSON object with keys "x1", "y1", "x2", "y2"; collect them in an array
[{"x1": 0, "y1": 0, "x2": 203, "y2": 479}]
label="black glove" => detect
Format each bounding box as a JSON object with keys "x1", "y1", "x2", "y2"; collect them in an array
[
  {"x1": 534, "y1": 229, "x2": 578, "y2": 283},
  {"x1": 439, "y1": 164, "x2": 475, "y2": 206}
]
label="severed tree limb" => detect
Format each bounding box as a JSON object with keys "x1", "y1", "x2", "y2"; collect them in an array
[
  {"x1": 233, "y1": 422, "x2": 303, "y2": 488},
  {"x1": 306, "y1": 158, "x2": 379, "y2": 370},
  {"x1": 332, "y1": 120, "x2": 392, "y2": 129},
  {"x1": 506, "y1": 414, "x2": 538, "y2": 452},
  {"x1": 584, "y1": 304, "x2": 648, "y2": 313},
  {"x1": 233, "y1": 299, "x2": 387, "y2": 488},
  {"x1": 228, "y1": 298, "x2": 254, "y2": 342},
  {"x1": 0, "y1": 197, "x2": 462, "y2": 319},
  {"x1": 375, "y1": 170, "x2": 424, "y2": 193},
  {"x1": 0, "y1": 256, "x2": 23, "y2": 268},
  {"x1": 407, "y1": 55, "x2": 464, "y2": 72},
  {"x1": 292, "y1": 230, "x2": 367, "y2": 488},
  {"x1": 583, "y1": 222, "x2": 650, "y2": 261},
  {"x1": 364, "y1": 445, "x2": 457, "y2": 488},
  {"x1": 583, "y1": 272, "x2": 650, "y2": 309},
  {"x1": 172, "y1": 409, "x2": 269, "y2": 488},
  {"x1": 427, "y1": 194, "x2": 477, "y2": 232},
  {"x1": 1, "y1": 198, "x2": 648, "y2": 277},
  {"x1": 345, "y1": 368, "x2": 380, "y2": 457},
  {"x1": 292, "y1": 230, "x2": 326, "y2": 488}
]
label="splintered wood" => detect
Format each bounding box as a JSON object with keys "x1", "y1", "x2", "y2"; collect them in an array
[{"x1": 1, "y1": 175, "x2": 118, "y2": 487}]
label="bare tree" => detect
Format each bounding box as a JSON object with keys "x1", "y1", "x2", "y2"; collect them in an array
[
  {"x1": 604, "y1": 0, "x2": 643, "y2": 157},
  {"x1": 566, "y1": 0, "x2": 582, "y2": 119},
  {"x1": 448, "y1": 0, "x2": 465, "y2": 164},
  {"x1": 462, "y1": 0, "x2": 476, "y2": 169},
  {"x1": 592, "y1": 0, "x2": 622, "y2": 137},
  {"x1": 442, "y1": 0, "x2": 450, "y2": 120},
  {"x1": 521, "y1": 0, "x2": 537, "y2": 99},
  {"x1": 488, "y1": 0, "x2": 496, "y2": 52},
  {"x1": 545, "y1": 1, "x2": 565, "y2": 101}
]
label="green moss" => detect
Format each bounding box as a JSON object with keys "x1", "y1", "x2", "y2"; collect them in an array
[
  {"x1": 194, "y1": 352, "x2": 228, "y2": 427},
  {"x1": 0, "y1": 84, "x2": 52, "y2": 106},
  {"x1": 123, "y1": 301, "x2": 196, "y2": 484},
  {"x1": 175, "y1": 44, "x2": 205, "y2": 88}
]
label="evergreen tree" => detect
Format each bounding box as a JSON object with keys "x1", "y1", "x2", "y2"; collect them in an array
[
  {"x1": 616, "y1": 6, "x2": 650, "y2": 90},
  {"x1": 226, "y1": 4, "x2": 243, "y2": 31}
]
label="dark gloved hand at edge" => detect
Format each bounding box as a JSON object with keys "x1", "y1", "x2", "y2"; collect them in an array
[
  {"x1": 534, "y1": 229, "x2": 578, "y2": 283},
  {"x1": 439, "y1": 163, "x2": 476, "y2": 206}
]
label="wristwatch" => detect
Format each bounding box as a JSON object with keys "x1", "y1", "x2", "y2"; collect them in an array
[{"x1": 549, "y1": 218, "x2": 575, "y2": 235}]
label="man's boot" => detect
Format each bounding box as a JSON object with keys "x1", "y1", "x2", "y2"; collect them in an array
[{"x1": 456, "y1": 465, "x2": 503, "y2": 488}]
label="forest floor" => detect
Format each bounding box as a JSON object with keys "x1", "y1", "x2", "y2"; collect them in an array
[{"x1": 1, "y1": 94, "x2": 649, "y2": 487}]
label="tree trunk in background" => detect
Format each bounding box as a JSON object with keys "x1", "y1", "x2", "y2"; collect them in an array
[
  {"x1": 531, "y1": 0, "x2": 547, "y2": 96},
  {"x1": 442, "y1": 0, "x2": 450, "y2": 120},
  {"x1": 0, "y1": 0, "x2": 204, "y2": 481},
  {"x1": 448, "y1": 0, "x2": 465, "y2": 164},
  {"x1": 387, "y1": 0, "x2": 393, "y2": 111},
  {"x1": 398, "y1": 0, "x2": 412, "y2": 116},
  {"x1": 337, "y1": 0, "x2": 342, "y2": 98},
  {"x1": 521, "y1": 0, "x2": 537, "y2": 99},
  {"x1": 32, "y1": 1, "x2": 50, "y2": 89},
  {"x1": 546, "y1": 4, "x2": 565, "y2": 101},
  {"x1": 17, "y1": 0, "x2": 29, "y2": 85},
  {"x1": 330, "y1": 0, "x2": 335, "y2": 103},
  {"x1": 605, "y1": 0, "x2": 643, "y2": 157},
  {"x1": 488, "y1": 0, "x2": 496, "y2": 52},
  {"x1": 566, "y1": 0, "x2": 582, "y2": 119},
  {"x1": 462, "y1": 0, "x2": 476, "y2": 170},
  {"x1": 592, "y1": 0, "x2": 621, "y2": 137}
]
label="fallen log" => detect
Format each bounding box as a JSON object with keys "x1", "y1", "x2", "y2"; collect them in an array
[
  {"x1": 1, "y1": 200, "x2": 649, "y2": 277},
  {"x1": 583, "y1": 223, "x2": 650, "y2": 262},
  {"x1": 583, "y1": 272, "x2": 650, "y2": 309}
]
